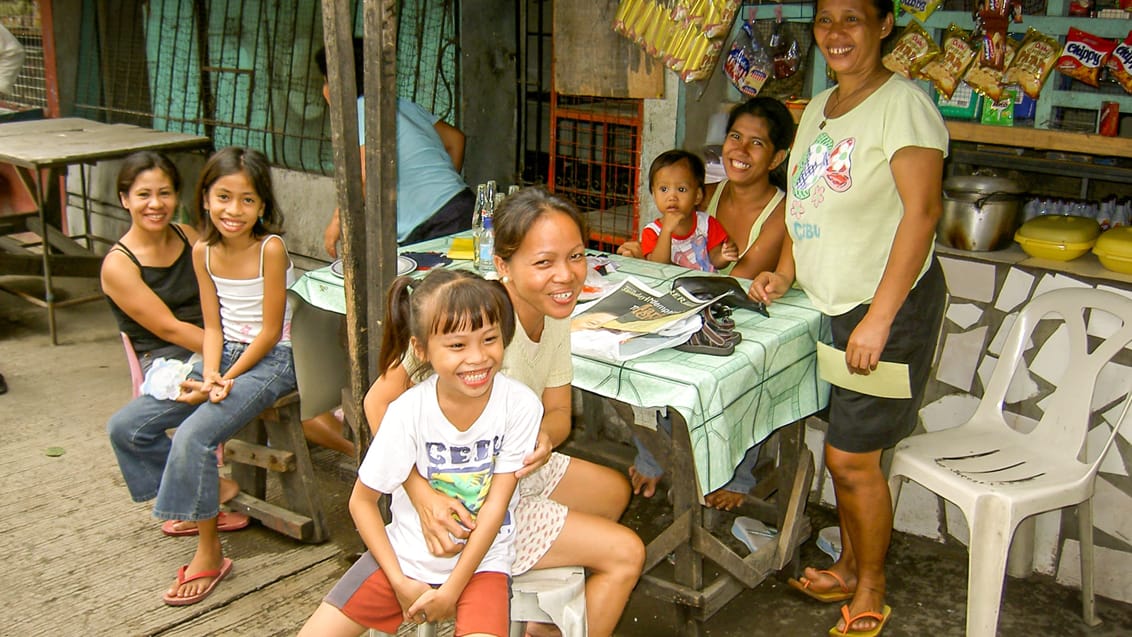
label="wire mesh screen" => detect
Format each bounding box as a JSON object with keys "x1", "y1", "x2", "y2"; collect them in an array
[
  {"x1": 0, "y1": 5, "x2": 47, "y2": 111},
  {"x1": 71, "y1": 0, "x2": 459, "y2": 174},
  {"x1": 549, "y1": 94, "x2": 642, "y2": 252}
]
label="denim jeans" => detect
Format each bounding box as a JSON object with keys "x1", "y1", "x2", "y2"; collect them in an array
[
  {"x1": 107, "y1": 342, "x2": 296, "y2": 521},
  {"x1": 632, "y1": 412, "x2": 760, "y2": 494}
]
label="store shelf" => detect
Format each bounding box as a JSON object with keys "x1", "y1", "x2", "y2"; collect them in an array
[{"x1": 947, "y1": 122, "x2": 1132, "y2": 159}]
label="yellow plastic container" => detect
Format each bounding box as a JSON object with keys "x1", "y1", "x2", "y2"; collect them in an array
[
  {"x1": 1093, "y1": 227, "x2": 1132, "y2": 274},
  {"x1": 1014, "y1": 215, "x2": 1100, "y2": 261}
]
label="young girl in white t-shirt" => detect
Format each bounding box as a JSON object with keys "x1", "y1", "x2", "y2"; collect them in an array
[{"x1": 300, "y1": 269, "x2": 542, "y2": 637}]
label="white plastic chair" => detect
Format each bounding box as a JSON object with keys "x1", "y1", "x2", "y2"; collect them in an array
[
  {"x1": 888, "y1": 287, "x2": 1132, "y2": 637},
  {"x1": 509, "y1": 566, "x2": 587, "y2": 637}
]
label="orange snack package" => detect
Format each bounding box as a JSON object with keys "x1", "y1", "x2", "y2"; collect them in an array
[
  {"x1": 1056, "y1": 27, "x2": 1116, "y2": 88},
  {"x1": 964, "y1": 37, "x2": 1018, "y2": 102},
  {"x1": 1109, "y1": 32, "x2": 1132, "y2": 94}
]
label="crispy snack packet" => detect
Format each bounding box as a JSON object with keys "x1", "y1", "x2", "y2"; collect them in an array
[
  {"x1": 964, "y1": 37, "x2": 1018, "y2": 102},
  {"x1": 1003, "y1": 28, "x2": 1060, "y2": 99},
  {"x1": 1056, "y1": 27, "x2": 1116, "y2": 88},
  {"x1": 901, "y1": 0, "x2": 943, "y2": 22},
  {"x1": 919, "y1": 24, "x2": 978, "y2": 99},
  {"x1": 1108, "y1": 32, "x2": 1132, "y2": 94},
  {"x1": 883, "y1": 20, "x2": 940, "y2": 78}
]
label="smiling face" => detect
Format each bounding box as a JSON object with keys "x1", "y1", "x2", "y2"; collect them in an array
[
  {"x1": 120, "y1": 168, "x2": 178, "y2": 232},
  {"x1": 721, "y1": 113, "x2": 787, "y2": 187},
  {"x1": 204, "y1": 170, "x2": 264, "y2": 241},
  {"x1": 651, "y1": 161, "x2": 704, "y2": 219},
  {"x1": 418, "y1": 315, "x2": 505, "y2": 405},
  {"x1": 495, "y1": 210, "x2": 588, "y2": 329},
  {"x1": 813, "y1": 0, "x2": 893, "y2": 79}
]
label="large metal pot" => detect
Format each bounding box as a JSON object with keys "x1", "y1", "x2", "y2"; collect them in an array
[{"x1": 938, "y1": 175, "x2": 1025, "y2": 251}]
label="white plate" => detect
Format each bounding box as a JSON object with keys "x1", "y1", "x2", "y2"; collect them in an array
[
  {"x1": 398, "y1": 255, "x2": 417, "y2": 276},
  {"x1": 329, "y1": 259, "x2": 344, "y2": 278}
]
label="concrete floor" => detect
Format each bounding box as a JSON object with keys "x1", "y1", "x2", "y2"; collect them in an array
[{"x1": 3, "y1": 274, "x2": 1132, "y2": 636}]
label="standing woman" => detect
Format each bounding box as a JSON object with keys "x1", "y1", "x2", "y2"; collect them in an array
[
  {"x1": 364, "y1": 188, "x2": 645, "y2": 637},
  {"x1": 750, "y1": 0, "x2": 948, "y2": 635}
]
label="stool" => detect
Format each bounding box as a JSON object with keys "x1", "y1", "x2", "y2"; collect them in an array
[
  {"x1": 224, "y1": 391, "x2": 329, "y2": 543},
  {"x1": 510, "y1": 566, "x2": 587, "y2": 637}
]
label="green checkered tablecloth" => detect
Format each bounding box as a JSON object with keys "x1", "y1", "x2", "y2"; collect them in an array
[{"x1": 289, "y1": 234, "x2": 831, "y2": 495}]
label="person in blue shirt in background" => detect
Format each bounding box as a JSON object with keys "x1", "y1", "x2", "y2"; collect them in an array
[{"x1": 316, "y1": 38, "x2": 474, "y2": 257}]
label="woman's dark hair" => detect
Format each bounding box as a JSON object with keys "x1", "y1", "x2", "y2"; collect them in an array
[
  {"x1": 377, "y1": 269, "x2": 516, "y2": 375},
  {"x1": 726, "y1": 97, "x2": 797, "y2": 190},
  {"x1": 648, "y1": 150, "x2": 706, "y2": 192},
  {"x1": 195, "y1": 147, "x2": 283, "y2": 245},
  {"x1": 493, "y1": 187, "x2": 587, "y2": 262},
  {"x1": 314, "y1": 37, "x2": 365, "y2": 97},
  {"x1": 117, "y1": 151, "x2": 181, "y2": 199}
]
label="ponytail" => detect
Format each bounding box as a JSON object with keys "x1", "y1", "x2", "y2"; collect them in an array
[{"x1": 376, "y1": 275, "x2": 415, "y2": 373}]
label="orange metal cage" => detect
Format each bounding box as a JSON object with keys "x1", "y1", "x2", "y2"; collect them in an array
[{"x1": 548, "y1": 93, "x2": 642, "y2": 252}]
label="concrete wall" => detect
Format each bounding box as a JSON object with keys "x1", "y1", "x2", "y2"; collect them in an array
[{"x1": 459, "y1": 2, "x2": 519, "y2": 188}]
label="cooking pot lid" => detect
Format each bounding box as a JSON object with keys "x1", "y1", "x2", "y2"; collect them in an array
[
  {"x1": 944, "y1": 175, "x2": 1026, "y2": 196},
  {"x1": 1016, "y1": 215, "x2": 1100, "y2": 243}
]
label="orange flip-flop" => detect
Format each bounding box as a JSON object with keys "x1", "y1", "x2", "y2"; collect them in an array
[
  {"x1": 162, "y1": 557, "x2": 233, "y2": 606},
  {"x1": 828, "y1": 604, "x2": 892, "y2": 637},
  {"x1": 787, "y1": 569, "x2": 854, "y2": 602}
]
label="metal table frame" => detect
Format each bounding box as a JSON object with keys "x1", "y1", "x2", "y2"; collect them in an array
[{"x1": 0, "y1": 117, "x2": 209, "y2": 344}]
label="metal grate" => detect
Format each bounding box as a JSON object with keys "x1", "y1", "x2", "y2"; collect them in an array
[
  {"x1": 0, "y1": 5, "x2": 47, "y2": 111},
  {"x1": 548, "y1": 93, "x2": 642, "y2": 252},
  {"x1": 70, "y1": 0, "x2": 459, "y2": 174}
]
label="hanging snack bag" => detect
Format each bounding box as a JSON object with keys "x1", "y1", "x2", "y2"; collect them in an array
[
  {"x1": 1108, "y1": 32, "x2": 1132, "y2": 94},
  {"x1": 770, "y1": 18, "x2": 801, "y2": 80},
  {"x1": 920, "y1": 24, "x2": 979, "y2": 99},
  {"x1": 724, "y1": 20, "x2": 773, "y2": 97},
  {"x1": 1056, "y1": 28, "x2": 1116, "y2": 88},
  {"x1": 1003, "y1": 28, "x2": 1061, "y2": 99},
  {"x1": 965, "y1": 36, "x2": 1018, "y2": 102},
  {"x1": 901, "y1": 0, "x2": 943, "y2": 22},
  {"x1": 883, "y1": 21, "x2": 940, "y2": 78}
]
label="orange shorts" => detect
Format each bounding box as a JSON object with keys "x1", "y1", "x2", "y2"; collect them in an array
[{"x1": 326, "y1": 551, "x2": 510, "y2": 636}]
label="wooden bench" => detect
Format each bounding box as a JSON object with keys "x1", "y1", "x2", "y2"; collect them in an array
[{"x1": 224, "y1": 391, "x2": 330, "y2": 543}]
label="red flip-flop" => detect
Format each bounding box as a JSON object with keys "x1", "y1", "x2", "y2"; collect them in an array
[
  {"x1": 162, "y1": 557, "x2": 233, "y2": 606},
  {"x1": 162, "y1": 511, "x2": 250, "y2": 537}
]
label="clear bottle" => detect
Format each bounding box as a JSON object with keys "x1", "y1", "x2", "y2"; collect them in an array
[
  {"x1": 472, "y1": 183, "x2": 485, "y2": 232},
  {"x1": 508, "y1": 184, "x2": 520, "y2": 196},
  {"x1": 474, "y1": 182, "x2": 497, "y2": 275}
]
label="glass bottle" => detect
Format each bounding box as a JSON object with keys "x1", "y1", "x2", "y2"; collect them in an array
[{"x1": 474, "y1": 181, "x2": 497, "y2": 275}]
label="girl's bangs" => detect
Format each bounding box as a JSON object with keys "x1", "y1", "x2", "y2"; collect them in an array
[{"x1": 428, "y1": 283, "x2": 504, "y2": 336}]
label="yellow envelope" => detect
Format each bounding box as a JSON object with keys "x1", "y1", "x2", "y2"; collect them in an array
[
  {"x1": 816, "y1": 341, "x2": 912, "y2": 399},
  {"x1": 447, "y1": 237, "x2": 474, "y2": 261}
]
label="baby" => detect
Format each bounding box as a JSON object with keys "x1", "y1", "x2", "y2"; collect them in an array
[{"x1": 639, "y1": 150, "x2": 736, "y2": 271}]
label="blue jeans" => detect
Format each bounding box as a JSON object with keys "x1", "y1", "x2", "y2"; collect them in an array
[
  {"x1": 632, "y1": 412, "x2": 760, "y2": 494},
  {"x1": 107, "y1": 342, "x2": 296, "y2": 521}
]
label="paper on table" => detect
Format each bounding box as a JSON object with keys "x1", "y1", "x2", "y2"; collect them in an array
[
  {"x1": 447, "y1": 237, "x2": 474, "y2": 260},
  {"x1": 816, "y1": 341, "x2": 912, "y2": 399}
]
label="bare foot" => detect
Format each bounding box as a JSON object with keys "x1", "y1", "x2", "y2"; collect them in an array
[
  {"x1": 524, "y1": 621, "x2": 563, "y2": 637},
  {"x1": 704, "y1": 488, "x2": 746, "y2": 511},
  {"x1": 219, "y1": 477, "x2": 239, "y2": 504},
  {"x1": 802, "y1": 564, "x2": 857, "y2": 597},
  {"x1": 834, "y1": 591, "x2": 888, "y2": 635},
  {"x1": 628, "y1": 465, "x2": 661, "y2": 498},
  {"x1": 166, "y1": 543, "x2": 224, "y2": 601}
]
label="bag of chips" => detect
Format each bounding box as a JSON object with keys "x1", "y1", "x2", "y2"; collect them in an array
[
  {"x1": 1109, "y1": 32, "x2": 1132, "y2": 94},
  {"x1": 883, "y1": 21, "x2": 940, "y2": 78},
  {"x1": 964, "y1": 37, "x2": 1018, "y2": 102},
  {"x1": 919, "y1": 24, "x2": 978, "y2": 99},
  {"x1": 724, "y1": 19, "x2": 773, "y2": 97},
  {"x1": 1003, "y1": 28, "x2": 1060, "y2": 99},
  {"x1": 900, "y1": 0, "x2": 943, "y2": 22},
  {"x1": 1056, "y1": 27, "x2": 1116, "y2": 88}
]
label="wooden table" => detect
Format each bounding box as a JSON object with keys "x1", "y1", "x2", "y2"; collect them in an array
[
  {"x1": 290, "y1": 237, "x2": 833, "y2": 636},
  {"x1": 0, "y1": 117, "x2": 209, "y2": 344}
]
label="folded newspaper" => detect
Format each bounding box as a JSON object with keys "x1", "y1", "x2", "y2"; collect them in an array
[{"x1": 569, "y1": 277, "x2": 726, "y2": 362}]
